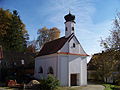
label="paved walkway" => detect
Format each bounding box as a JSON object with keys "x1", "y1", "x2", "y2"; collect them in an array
[
  {"x1": 82, "y1": 85, "x2": 105, "y2": 90},
  {"x1": 71, "y1": 85, "x2": 105, "y2": 90}
]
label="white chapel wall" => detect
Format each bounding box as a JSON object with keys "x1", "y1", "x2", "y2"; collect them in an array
[
  {"x1": 69, "y1": 37, "x2": 80, "y2": 54},
  {"x1": 69, "y1": 55, "x2": 81, "y2": 73},
  {"x1": 34, "y1": 55, "x2": 58, "y2": 79},
  {"x1": 69, "y1": 55, "x2": 81, "y2": 86},
  {"x1": 65, "y1": 22, "x2": 74, "y2": 37},
  {"x1": 59, "y1": 55, "x2": 68, "y2": 86},
  {"x1": 60, "y1": 37, "x2": 86, "y2": 55},
  {"x1": 80, "y1": 57, "x2": 87, "y2": 85}
]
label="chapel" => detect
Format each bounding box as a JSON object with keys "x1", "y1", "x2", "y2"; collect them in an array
[{"x1": 34, "y1": 12, "x2": 88, "y2": 86}]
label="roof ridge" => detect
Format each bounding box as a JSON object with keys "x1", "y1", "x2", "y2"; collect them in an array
[
  {"x1": 45, "y1": 36, "x2": 65, "y2": 44},
  {"x1": 36, "y1": 33, "x2": 75, "y2": 57},
  {"x1": 44, "y1": 33, "x2": 74, "y2": 45}
]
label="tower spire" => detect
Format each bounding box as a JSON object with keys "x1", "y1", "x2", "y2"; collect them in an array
[
  {"x1": 64, "y1": 12, "x2": 75, "y2": 38},
  {"x1": 64, "y1": 11, "x2": 75, "y2": 22},
  {"x1": 69, "y1": 8, "x2": 71, "y2": 14}
]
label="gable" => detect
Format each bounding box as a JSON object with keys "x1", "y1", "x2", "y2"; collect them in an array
[
  {"x1": 60, "y1": 35, "x2": 87, "y2": 55},
  {"x1": 68, "y1": 35, "x2": 80, "y2": 44},
  {"x1": 36, "y1": 33, "x2": 88, "y2": 57}
]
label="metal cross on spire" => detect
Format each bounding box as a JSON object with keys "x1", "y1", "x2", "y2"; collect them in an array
[{"x1": 69, "y1": 8, "x2": 71, "y2": 14}]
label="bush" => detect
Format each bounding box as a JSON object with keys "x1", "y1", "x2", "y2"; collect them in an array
[
  {"x1": 40, "y1": 75, "x2": 60, "y2": 90},
  {"x1": 103, "y1": 84, "x2": 120, "y2": 90},
  {"x1": 115, "y1": 79, "x2": 120, "y2": 85}
]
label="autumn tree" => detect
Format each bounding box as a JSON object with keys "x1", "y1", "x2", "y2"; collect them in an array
[
  {"x1": 26, "y1": 45, "x2": 36, "y2": 53},
  {"x1": 37, "y1": 27, "x2": 60, "y2": 49},
  {"x1": 26, "y1": 40, "x2": 37, "y2": 53},
  {"x1": 101, "y1": 12, "x2": 120, "y2": 51},
  {"x1": 0, "y1": 8, "x2": 29, "y2": 52},
  {"x1": 49, "y1": 27, "x2": 60, "y2": 41},
  {"x1": 92, "y1": 12, "x2": 120, "y2": 83},
  {"x1": 89, "y1": 51, "x2": 120, "y2": 83}
]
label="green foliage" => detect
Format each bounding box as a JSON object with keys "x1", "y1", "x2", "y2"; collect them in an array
[
  {"x1": 40, "y1": 75, "x2": 60, "y2": 90},
  {"x1": 103, "y1": 84, "x2": 113, "y2": 90},
  {"x1": 0, "y1": 8, "x2": 29, "y2": 52},
  {"x1": 5, "y1": 76, "x2": 16, "y2": 81},
  {"x1": 89, "y1": 51, "x2": 120, "y2": 83},
  {"x1": 93, "y1": 12, "x2": 120, "y2": 83},
  {"x1": 103, "y1": 84, "x2": 120, "y2": 90}
]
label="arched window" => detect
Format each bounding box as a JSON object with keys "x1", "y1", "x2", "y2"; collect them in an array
[
  {"x1": 72, "y1": 27, "x2": 74, "y2": 31},
  {"x1": 39, "y1": 66, "x2": 43, "y2": 73},
  {"x1": 73, "y1": 43, "x2": 75, "y2": 48},
  {"x1": 47, "y1": 67, "x2": 54, "y2": 74},
  {"x1": 66, "y1": 27, "x2": 67, "y2": 31}
]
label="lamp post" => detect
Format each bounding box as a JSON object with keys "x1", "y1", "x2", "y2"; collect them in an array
[
  {"x1": 21, "y1": 59, "x2": 24, "y2": 78},
  {"x1": 21, "y1": 59, "x2": 25, "y2": 89},
  {"x1": 21, "y1": 59, "x2": 24, "y2": 65}
]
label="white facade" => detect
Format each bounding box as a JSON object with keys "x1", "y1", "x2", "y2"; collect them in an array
[
  {"x1": 65, "y1": 21, "x2": 75, "y2": 38},
  {"x1": 34, "y1": 13, "x2": 88, "y2": 86},
  {"x1": 34, "y1": 36, "x2": 88, "y2": 86}
]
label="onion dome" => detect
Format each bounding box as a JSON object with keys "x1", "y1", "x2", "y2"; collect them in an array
[{"x1": 64, "y1": 12, "x2": 75, "y2": 22}]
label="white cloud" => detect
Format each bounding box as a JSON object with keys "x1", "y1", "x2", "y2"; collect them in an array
[{"x1": 36, "y1": 0, "x2": 112, "y2": 55}]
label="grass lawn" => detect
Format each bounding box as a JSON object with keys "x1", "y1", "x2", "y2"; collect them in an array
[
  {"x1": 103, "y1": 85, "x2": 112, "y2": 90},
  {"x1": 103, "y1": 84, "x2": 120, "y2": 90}
]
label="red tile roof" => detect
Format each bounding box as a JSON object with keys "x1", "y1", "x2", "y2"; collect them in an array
[
  {"x1": 36, "y1": 33, "x2": 89, "y2": 57},
  {"x1": 57, "y1": 52, "x2": 89, "y2": 56},
  {"x1": 36, "y1": 35, "x2": 73, "y2": 57}
]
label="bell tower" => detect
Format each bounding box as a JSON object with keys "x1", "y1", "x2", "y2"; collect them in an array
[{"x1": 64, "y1": 12, "x2": 75, "y2": 38}]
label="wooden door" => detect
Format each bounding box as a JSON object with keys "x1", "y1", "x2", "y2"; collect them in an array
[{"x1": 71, "y1": 74, "x2": 77, "y2": 86}]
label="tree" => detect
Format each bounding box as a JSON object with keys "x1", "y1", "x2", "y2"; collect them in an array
[
  {"x1": 37, "y1": 27, "x2": 49, "y2": 49},
  {"x1": 49, "y1": 27, "x2": 60, "y2": 41},
  {"x1": 88, "y1": 12, "x2": 120, "y2": 84},
  {"x1": 27, "y1": 44, "x2": 36, "y2": 53},
  {"x1": 93, "y1": 12, "x2": 120, "y2": 83},
  {"x1": 37, "y1": 27, "x2": 60, "y2": 49},
  {"x1": 89, "y1": 51, "x2": 120, "y2": 83},
  {"x1": 0, "y1": 8, "x2": 29, "y2": 52},
  {"x1": 100, "y1": 12, "x2": 120, "y2": 51}
]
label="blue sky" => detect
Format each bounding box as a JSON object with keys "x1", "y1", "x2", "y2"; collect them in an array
[{"x1": 0, "y1": 0, "x2": 120, "y2": 59}]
